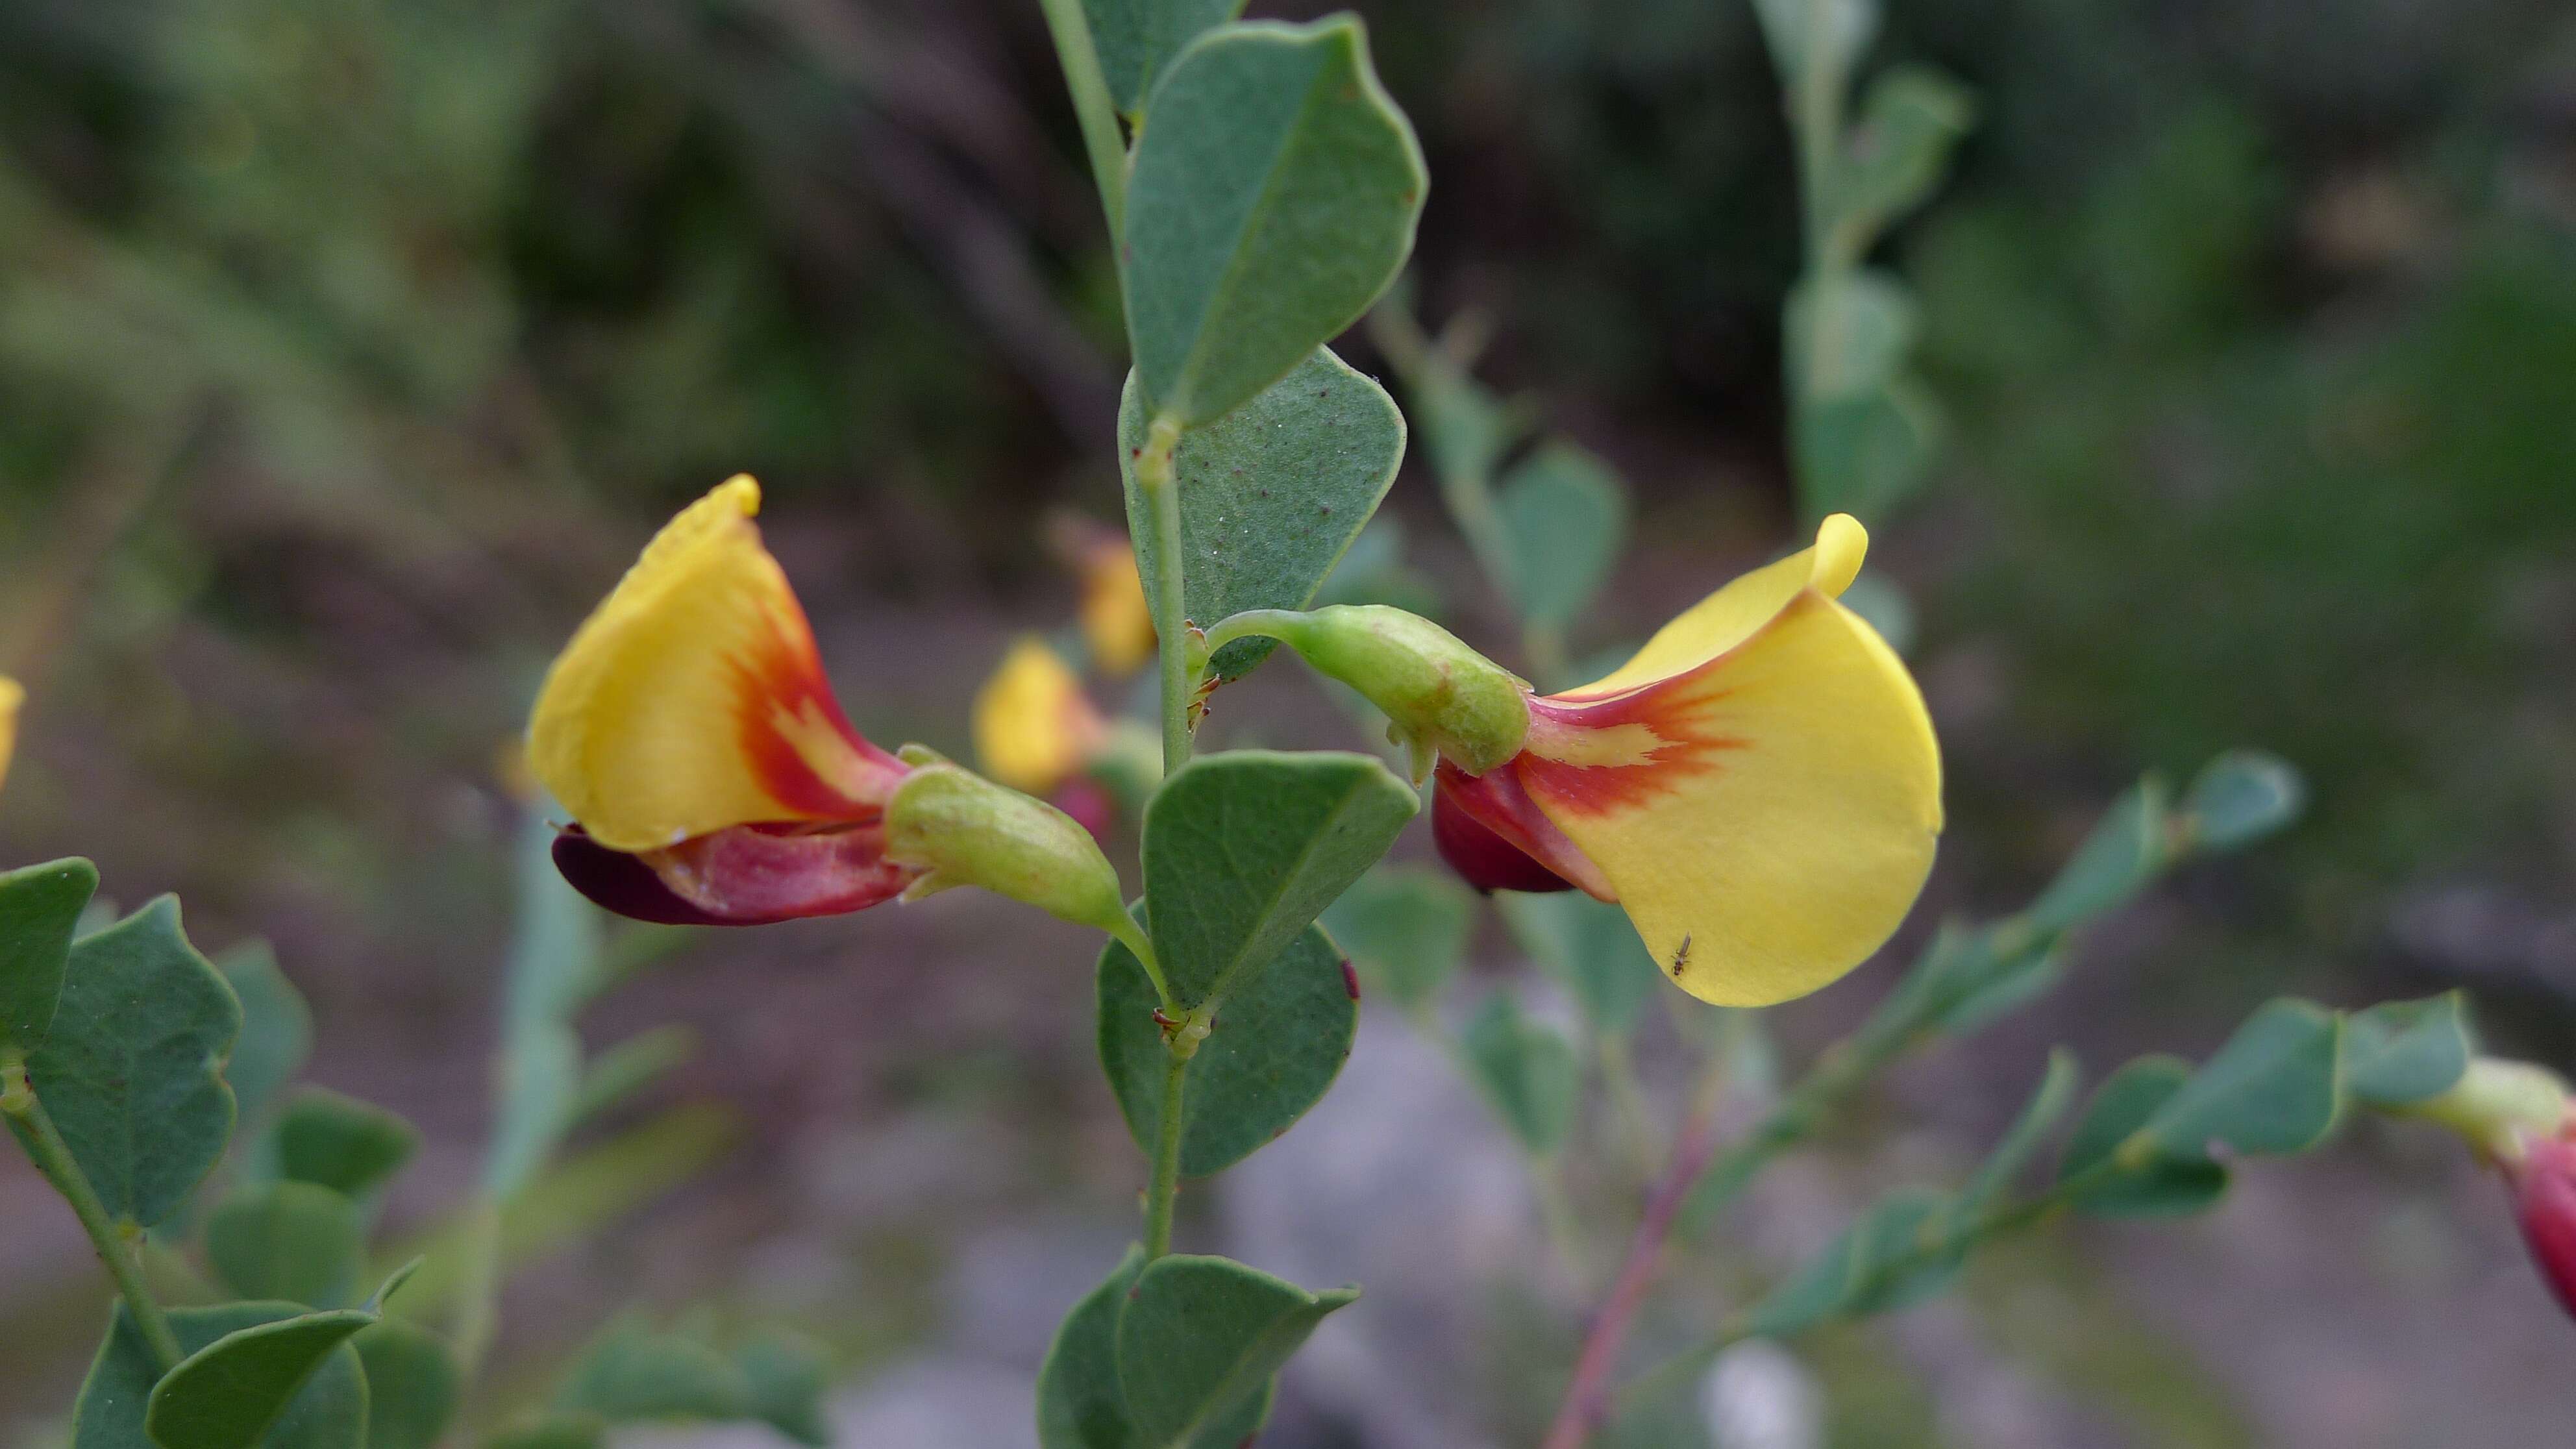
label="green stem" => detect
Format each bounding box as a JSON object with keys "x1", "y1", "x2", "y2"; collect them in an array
[
  {"x1": 1143, "y1": 1048, "x2": 1189, "y2": 1258},
  {"x1": 1033, "y1": 0, "x2": 1128, "y2": 237},
  {"x1": 1137, "y1": 415, "x2": 1193, "y2": 771},
  {"x1": 2, "y1": 1046, "x2": 186, "y2": 1374},
  {"x1": 447, "y1": 1194, "x2": 505, "y2": 1378},
  {"x1": 1109, "y1": 915, "x2": 1179, "y2": 1017},
  {"x1": 1596, "y1": 1031, "x2": 1663, "y2": 1188}
]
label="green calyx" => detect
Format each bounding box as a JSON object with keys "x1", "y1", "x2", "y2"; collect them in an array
[
  {"x1": 2397, "y1": 1057, "x2": 2572, "y2": 1161},
  {"x1": 1201, "y1": 606, "x2": 1530, "y2": 776},
  {"x1": 884, "y1": 752, "x2": 1129, "y2": 939}
]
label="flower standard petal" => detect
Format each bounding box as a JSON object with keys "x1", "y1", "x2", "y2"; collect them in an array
[
  {"x1": 527, "y1": 476, "x2": 904, "y2": 852},
  {"x1": 1513, "y1": 515, "x2": 1941, "y2": 1007}
]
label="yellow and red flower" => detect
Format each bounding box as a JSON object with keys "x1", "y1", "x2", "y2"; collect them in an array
[
  {"x1": 1435, "y1": 515, "x2": 1940, "y2": 1006},
  {"x1": 527, "y1": 476, "x2": 921, "y2": 924},
  {"x1": 972, "y1": 637, "x2": 1108, "y2": 800}
]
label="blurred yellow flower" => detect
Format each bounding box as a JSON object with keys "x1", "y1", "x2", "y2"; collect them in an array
[
  {"x1": 973, "y1": 637, "x2": 1107, "y2": 797},
  {"x1": 1435, "y1": 514, "x2": 1943, "y2": 1008},
  {"x1": 0, "y1": 675, "x2": 22, "y2": 800},
  {"x1": 1075, "y1": 539, "x2": 1156, "y2": 677}
]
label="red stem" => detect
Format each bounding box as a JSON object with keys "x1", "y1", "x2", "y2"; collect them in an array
[{"x1": 1539, "y1": 1089, "x2": 1728, "y2": 1449}]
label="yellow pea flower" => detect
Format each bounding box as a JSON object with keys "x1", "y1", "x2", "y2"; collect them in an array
[
  {"x1": 1431, "y1": 515, "x2": 1942, "y2": 1007},
  {"x1": 1072, "y1": 535, "x2": 1156, "y2": 678},
  {"x1": 0, "y1": 675, "x2": 23, "y2": 800},
  {"x1": 527, "y1": 476, "x2": 921, "y2": 924},
  {"x1": 972, "y1": 637, "x2": 1108, "y2": 798}
]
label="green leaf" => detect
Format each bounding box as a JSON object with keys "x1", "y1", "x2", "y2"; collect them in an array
[
  {"x1": 75, "y1": 1304, "x2": 367, "y2": 1449},
  {"x1": 1037, "y1": 1248, "x2": 1272, "y2": 1449},
  {"x1": 1461, "y1": 993, "x2": 1580, "y2": 1157},
  {"x1": 207, "y1": 1182, "x2": 366, "y2": 1307},
  {"x1": 1121, "y1": 18, "x2": 1425, "y2": 425},
  {"x1": 1143, "y1": 750, "x2": 1417, "y2": 1009},
  {"x1": 145, "y1": 1309, "x2": 375, "y2": 1449},
  {"x1": 0, "y1": 856, "x2": 95, "y2": 1048},
  {"x1": 216, "y1": 943, "x2": 312, "y2": 1130},
  {"x1": 2025, "y1": 778, "x2": 2172, "y2": 934},
  {"x1": 2056, "y1": 1056, "x2": 2230, "y2": 1218},
  {"x1": 1114, "y1": 1255, "x2": 1354, "y2": 1446},
  {"x1": 482, "y1": 1416, "x2": 606, "y2": 1449},
  {"x1": 1792, "y1": 375, "x2": 1942, "y2": 523},
  {"x1": 2142, "y1": 998, "x2": 2344, "y2": 1158},
  {"x1": 570, "y1": 1026, "x2": 696, "y2": 1126},
  {"x1": 1121, "y1": 348, "x2": 1405, "y2": 680},
  {"x1": 1494, "y1": 443, "x2": 1629, "y2": 630},
  {"x1": 2179, "y1": 750, "x2": 2305, "y2": 853},
  {"x1": 1100, "y1": 919, "x2": 1356, "y2": 1176},
  {"x1": 1407, "y1": 353, "x2": 1523, "y2": 491},
  {"x1": 352, "y1": 1321, "x2": 462, "y2": 1449},
  {"x1": 1961, "y1": 1050, "x2": 2080, "y2": 1214},
  {"x1": 2342, "y1": 993, "x2": 2472, "y2": 1108},
  {"x1": 488, "y1": 804, "x2": 605, "y2": 1199},
  {"x1": 1322, "y1": 865, "x2": 1473, "y2": 1015},
  {"x1": 734, "y1": 1331, "x2": 833, "y2": 1448},
  {"x1": 1787, "y1": 270, "x2": 1917, "y2": 401},
  {"x1": 12, "y1": 898, "x2": 240, "y2": 1228},
  {"x1": 1830, "y1": 67, "x2": 1975, "y2": 251},
  {"x1": 552, "y1": 1318, "x2": 750, "y2": 1422},
  {"x1": 1748, "y1": 1187, "x2": 1954, "y2": 1337},
  {"x1": 270, "y1": 1087, "x2": 419, "y2": 1200},
  {"x1": 1496, "y1": 890, "x2": 1663, "y2": 1036},
  {"x1": 1084, "y1": 0, "x2": 1244, "y2": 116}
]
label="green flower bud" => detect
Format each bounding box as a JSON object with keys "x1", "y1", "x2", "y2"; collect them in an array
[
  {"x1": 883, "y1": 758, "x2": 1128, "y2": 937},
  {"x1": 1205, "y1": 606, "x2": 1530, "y2": 775}
]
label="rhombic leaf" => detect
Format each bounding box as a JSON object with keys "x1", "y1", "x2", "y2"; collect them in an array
[
  {"x1": 1082, "y1": 0, "x2": 1243, "y2": 116},
  {"x1": 215, "y1": 942, "x2": 312, "y2": 1131},
  {"x1": 1121, "y1": 348, "x2": 1404, "y2": 681},
  {"x1": 351, "y1": 1320, "x2": 462, "y2": 1449},
  {"x1": 1100, "y1": 920, "x2": 1356, "y2": 1176},
  {"x1": 2055, "y1": 1055, "x2": 2229, "y2": 1219},
  {"x1": 1122, "y1": 18, "x2": 1425, "y2": 425},
  {"x1": 1115, "y1": 1255, "x2": 1354, "y2": 1446},
  {"x1": 206, "y1": 1180, "x2": 366, "y2": 1307},
  {"x1": 1494, "y1": 443, "x2": 1629, "y2": 633},
  {"x1": 269, "y1": 1086, "x2": 420, "y2": 1200},
  {"x1": 71, "y1": 1302, "x2": 366, "y2": 1449},
  {"x1": 0, "y1": 856, "x2": 95, "y2": 1048},
  {"x1": 1143, "y1": 750, "x2": 1416, "y2": 1009},
  {"x1": 2143, "y1": 997, "x2": 2343, "y2": 1159},
  {"x1": 1323, "y1": 865, "x2": 1473, "y2": 1015},
  {"x1": 12, "y1": 897, "x2": 241, "y2": 1228},
  {"x1": 1035, "y1": 1247, "x2": 1272, "y2": 1449},
  {"x1": 2342, "y1": 993, "x2": 2471, "y2": 1108},
  {"x1": 552, "y1": 1317, "x2": 751, "y2": 1422},
  {"x1": 1461, "y1": 992, "x2": 1579, "y2": 1158}
]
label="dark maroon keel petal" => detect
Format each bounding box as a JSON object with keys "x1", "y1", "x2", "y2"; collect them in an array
[
  {"x1": 2512, "y1": 1131, "x2": 2576, "y2": 1320},
  {"x1": 1433, "y1": 775, "x2": 1578, "y2": 895},
  {"x1": 552, "y1": 828, "x2": 733, "y2": 926}
]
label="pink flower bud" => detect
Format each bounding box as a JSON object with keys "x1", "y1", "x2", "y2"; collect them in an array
[{"x1": 2507, "y1": 1127, "x2": 2576, "y2": 1320}]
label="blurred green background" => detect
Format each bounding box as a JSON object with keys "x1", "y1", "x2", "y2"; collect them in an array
[{"x1": 3, "y1": 0, "x2": 2573, "y2": 1444}]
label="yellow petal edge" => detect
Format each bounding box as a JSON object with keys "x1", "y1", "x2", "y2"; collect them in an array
[
  {"x1": 528, "y1": 476, "x2": 878, "y2": 852},
  {"x1": 0, "y1": 675, "x2": 22, "y2": 800},
  {"x1": 1531, "y1": 514, "x2": 1942, "y2": 1008}
]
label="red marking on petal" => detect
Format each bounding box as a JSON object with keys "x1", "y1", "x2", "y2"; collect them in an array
[
  {"x1": 729, "y1": 600, "x2": 904, "y2": 819},
  {"x1": 1433, "y1": 762, "x2": 1603, "y2": 897},
  {"x1": 554, "y1": 821, "x2": 920, "y2": 925},
  {"x1": 2511, "y1": 1130, "x2": 2576, "y2": 1320},
  {"x1": 1519, "y1": 656, "x2": 1748, "y2": 817}
]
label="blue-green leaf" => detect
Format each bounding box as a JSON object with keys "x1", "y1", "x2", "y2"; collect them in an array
[
  {"x1": 2342, "y1": 993, "x2": 2472, "y2": 1108},
  {"x1": 1496, "y1": 890, "x2": 1663, "y2": 1037},
  {"x1": 1082, "y1": 0, "x2": 1243, "y2": 116},
  {"x1": 1122, "y1": 18, "x2": 1425, "y2": 425},
  {"x1": 1495, "y1": 443, "x2": 1629, "y2": 630},
  {"x1": 0, "y1": 856, "x2": 95, "y2": 1049},
  {"x1": 353, "y1": 1320, "x2": 462, "y2": 1449},
  {"x1": 1324, "y1": 866, "x2": 1474, "y2": 1015},
  {"x1": 206, "y1": 1181, "x2": 366, "y2": 1307},
  {"x1": 1114, "y1": 1255, "x2": 1354, "y2": 1446},
  {"x1": 1461, "y1": 993, "x2": 1580, "y2": 1158},
  {"x1": 1036, "y1": 1248, "x2": 1272, "y2": 1449},
  {"x1": 215, "y1": 943, "x2": 312, "y2": 1131},
  {"x1": 2056, "y1": 1056, "x2": 2229, "y2": 1219},
  {"x1": 2179, "y1": 750, "x2": 2305, "y2": 853},
  {"x1": 270, "y1": 1087, "x2": 418, "y2": 1201},
  {"x1": 144, "y1": 1308, "x2": 375, "y2": 1449},
  {"x1": 2025, "y1": 778, "x2": 2172, "y2": 934},
  {"x1": 75, "y1": 1303, "x2": 367, "y2": 1449},
  {"x1": 2142, "y1": 998, "x2": 2343, "y2": 1158}
]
